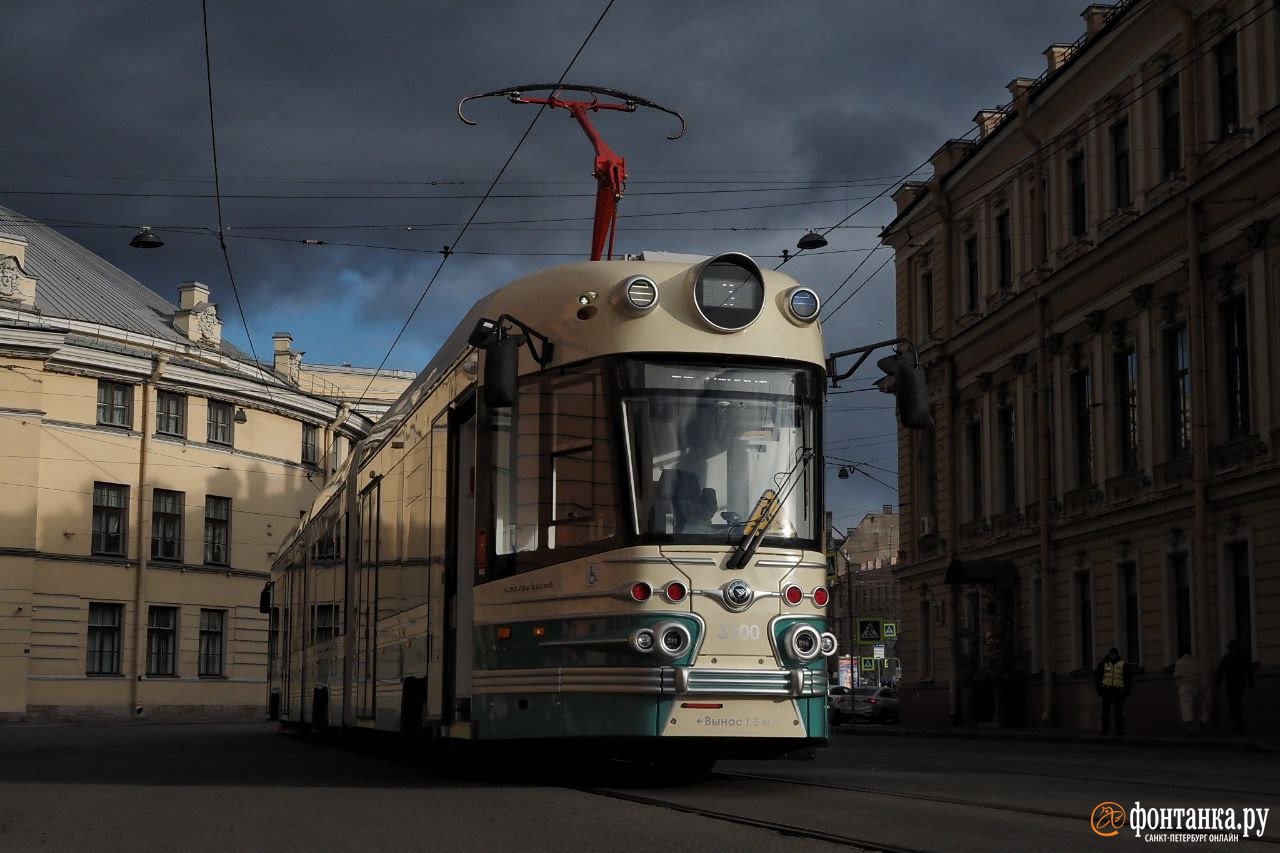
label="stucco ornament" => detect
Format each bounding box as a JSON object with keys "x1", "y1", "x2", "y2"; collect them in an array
[
  {"x1": 197, "y1": 306, "x2": 217, "y2": 340},
  {"x1": 0, "y1": 256, "x2": 21, "y2": 297}
]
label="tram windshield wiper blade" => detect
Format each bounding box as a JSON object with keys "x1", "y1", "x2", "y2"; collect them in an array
[{"x1": 725, "y1": 448, "x2": 814, "y2": 570}]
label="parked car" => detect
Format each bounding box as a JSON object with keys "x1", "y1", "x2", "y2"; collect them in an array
[
  {"x1": 827, "y1": 685, "x2": 854, "y2": 725},
  {"x1": 852, "y1": 686, "x2": 900, "y2": 723}
]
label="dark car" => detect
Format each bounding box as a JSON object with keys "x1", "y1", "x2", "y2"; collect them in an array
[
  {"x1": 828, "y1": 685, "x2": 854, "y2": 725},
  {"x1": 852, "y1": 686, "x2": 900, "y2": 723}
]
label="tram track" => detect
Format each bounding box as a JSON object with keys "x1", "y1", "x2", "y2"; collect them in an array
[{"x1": 577, "y1": 783, "x2": 928, "y2": 852}]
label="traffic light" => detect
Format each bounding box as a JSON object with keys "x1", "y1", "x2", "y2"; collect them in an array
[{"x1": 876, "y1": 351, "x2": 933, "y2": 430}]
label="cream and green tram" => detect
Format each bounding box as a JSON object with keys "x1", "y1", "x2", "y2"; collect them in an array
[{"x1": 266, "y1": 252, "x2": 836, "y2": 760}]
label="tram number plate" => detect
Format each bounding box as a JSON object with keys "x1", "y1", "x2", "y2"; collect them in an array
[{"x1": 716, "y1": 622, "x2": 762, "y2": 641}]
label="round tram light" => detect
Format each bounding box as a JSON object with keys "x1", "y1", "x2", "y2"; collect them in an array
[
  {"x1": 784, "y1": 624, "x2": 822, "y2": 663},
  {"x1": 783, "y1": 584, "x2": 804, "y2": 607},
  {"x1": 655, "y1": 622, "x2": 692, "y2": 658},
  {"x1": 812, "y1": 586, "x2": 830, "y2": 607},
  {"x1": 663, "y1": 580, "x2": 688, "y2": 603},
  {"x1": 630, "y1": 581, "x2": 652, "y2": 603},
  {"x1": 784, "y1": 286, "x2": 821, "y2": 324},
  {"x1": 630, "y1": 628, "x2": 656, "y2": 653},
  {"x1": 621, "y1": 276, "x2": 660, "y2": 314},
  {"x1": 820, "y1": 632, "x2": 838, "y2": 656}
]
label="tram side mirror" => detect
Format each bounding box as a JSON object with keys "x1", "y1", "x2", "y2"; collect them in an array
[
  {"x1": 258, "y1": 581, "x2": 272, "y2": 614},
  {"x1": 483, "y1": 335, "x2": 521, "y2": 409}
]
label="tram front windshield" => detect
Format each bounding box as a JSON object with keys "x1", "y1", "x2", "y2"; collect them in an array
[{"x1": 622, "y1": 361, "x2": 820, "y2": 546}]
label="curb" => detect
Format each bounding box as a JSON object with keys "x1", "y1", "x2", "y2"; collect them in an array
[{"x1": 830, "y1": 723, "x2": 1279, "y2": 753}]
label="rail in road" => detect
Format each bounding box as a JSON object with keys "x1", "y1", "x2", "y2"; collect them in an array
[{"x1": 575, "y1": 741, "x2": 1280, "y2": 853}]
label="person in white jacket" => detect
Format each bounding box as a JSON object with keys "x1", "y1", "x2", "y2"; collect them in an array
[{"x1": 1173, "y1": 652, "x2": 1201, "y2": 735}]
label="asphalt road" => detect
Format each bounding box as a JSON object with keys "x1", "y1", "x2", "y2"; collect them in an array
[{"x1": 1, "y1": 722, "x2": 1276, "y2": 852}]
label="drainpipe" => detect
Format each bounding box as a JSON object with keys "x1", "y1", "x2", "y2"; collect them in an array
[
  {"x1": 130, "y1": 355, "x2": 165, "y2": 715},
  {"x1": 1036, "y1": 295, "x2": 1056, "y2": 726}
]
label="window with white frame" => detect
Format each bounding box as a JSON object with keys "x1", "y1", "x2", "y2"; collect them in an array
[
  {"x1": 1224, "y1": 540, "x2": 1254, "y2": 658},
  {"x1": 1116, "y1": 560, "x2": 1141, "y2": 664},
  {"x1": 204, "y1": 496, "x2": 231, "y2": 565},
  {"x1": 1166, "y1": 552, "x2": 1193, "y2": 659},
  {"x1": 1215, "y1": 33, "x2": 1240, "y2": 138},
  {"x1": 207, "y1": 400, "x2": 234, "y2": 446}
]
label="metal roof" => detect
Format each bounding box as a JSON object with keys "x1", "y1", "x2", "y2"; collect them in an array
[{"x1": 0, "y1": 204, "x2": 255, "y2": 365}]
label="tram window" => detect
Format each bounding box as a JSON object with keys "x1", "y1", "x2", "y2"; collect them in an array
[{"x1": 623, "y1": 362, "x2": 818, "y2": 543}]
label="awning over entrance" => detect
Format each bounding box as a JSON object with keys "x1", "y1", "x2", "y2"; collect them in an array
[{"x1": 944, "y1": 557, "x2": 1017, "y2": 585}]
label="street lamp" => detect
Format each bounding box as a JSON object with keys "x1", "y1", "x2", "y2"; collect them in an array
[
  {"x1": 129, "y1": 226, "x2": 164, "y2": 249},
  {"x1": 797, "y1": 230, "x2": 828, "y2": 251}
]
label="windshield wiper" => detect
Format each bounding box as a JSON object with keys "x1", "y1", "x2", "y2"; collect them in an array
[{"x1": 725, "y1": 448, "x2": 814, "y2": 570}]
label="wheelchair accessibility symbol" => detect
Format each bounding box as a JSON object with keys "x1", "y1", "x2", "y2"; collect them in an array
[{"x1": 587, "y1": 566, "x2": 598, "y2": 586}]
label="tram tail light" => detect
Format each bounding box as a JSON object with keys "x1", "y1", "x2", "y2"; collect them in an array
[
  {"x1": 653, "y1": 621, "x2": 691, "y2": 659},
  {"x1": 783, "y1": 584, "x2": 804, "y2": 606},
  {"x1": 813, "y1": 586, "x2": 830, "y2": 607},
  {"x1": 630, "y1": 581, "x2": 652, "y2": 603},
  {"x1": 663, "y1": 581, "x2": 688, "y2": 603},
  {"x1": 783, "y1": 624, "x2": 822, "y2": 663}
]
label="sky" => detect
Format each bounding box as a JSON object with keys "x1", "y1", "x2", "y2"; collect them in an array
[{"x1": 0, "y1": 0, "x2": 1092, "y2": 532}]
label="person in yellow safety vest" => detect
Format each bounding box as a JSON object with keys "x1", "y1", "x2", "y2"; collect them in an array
[{"x1": 1094, "y1": 647, "x2": 1134, "y2": 735}]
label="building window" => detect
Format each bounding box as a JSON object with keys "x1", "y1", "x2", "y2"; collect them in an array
[
  {"x1": 86, "y1": 602, "x2": 123, "y2": 675},
  {"x1": 1068, "y1": 153, "x2": 1087, "y2": 238},
  {"x1": 1039, "y1": 176, "x2": 1050, "y2": 261},
  {"x1": 1159, "y1": 78, "x2": 1182, "y2": 178},
  {"x1": 1167, "y1": 552, "x2": 1192, "y2": 658},
  {"x1": 207, "y1": 400, "x2": 234, "y2": 446},
  {"x1": 311, "y1": 603, "x2": 340, "y2": 644},
  {"x1": 302, "y1": 423, "x2": 319, "y2": 467},
  {"x1": 1045, "y1": 383, "x2": 1057, "y2": 496},
  {"x1": 1071, "y1": 368, "x2": 1094, "y2": 486},
  {"x1": 198, "y1": 609, "x2": 226, "y2": 677},
  {"x1": 1114, "y1": 345, "x2": 1139, "y2": 473},
  {"x1": 965, "y1": 235, "x2": 980, "y2": 311},
  {"x1": 151, "y1": 489, "x2": 184, "y2": 561},
  {"x1": 967, "y1": 418, "x2": 983, "y2": 521},
  {"x1": 1111, "y1": 118, "x2": 1131, "y2": 209},
  {"x1": 156, "y1": 391, "x2": 186, "y2": 437},
  {"x1": 917, "y1": 429, "x2": 938, "y2": 523},
  {"x1": 1222, "y1": 295, "x2": 1251, "y2": 438},
  {"x1": 998, "y1": 398, "x2": 1016, "y2": 512},
  {"x1": 1030, "y1": 576, "x2": 1043, "y2": 672},
  {"x1": 919, "y1": 268, "x2": 934, "y2": 338},
  {"x1": 1225, "y1": 540, "x2": 1253, "y2": 656},
  {"x1": 1216, "y1": 34, "x2": 1240, "y2": 138},
  {"x1": 996, "y1": 211, "x2": 1012, "y2": 291},
  {"x1": 96, "y1": 380, "x2": 132, "y2": 428},
  {"x1": 204, "y1": 496, "x2": 231, "y2": 565},
  {"x1": 1117, "y1": 561, "x2": 1141, "y2": 663},
  {"x1": 1075, "y1": 571, "x2": 1094, "y2": 669},
  {"x1": 1165, "y1": 324, "x2": 1191, "y2": 458},
  {"x1": 92, "y1": 482, "x2": 128, "y2": 556},
  {"x1": 146, "y1": 606, "x2": 178, "y2": 676},
  {"x1": 918, "y1": 596, "x2": 933, "y2": 680}
]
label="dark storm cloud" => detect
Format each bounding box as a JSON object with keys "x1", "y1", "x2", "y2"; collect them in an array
[{"x1": 2, "y1": 0, "x2": 1092, "y2": 382}]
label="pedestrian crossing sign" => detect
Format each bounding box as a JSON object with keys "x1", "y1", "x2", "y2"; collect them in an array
[
  {"x1": 860, "y1": 657, "x2": 875, "y2": 671},
  {"x1": 858, "y1": 619, "x2": 882, "y2": 642},
  {"x1": 883, "y1": 622, "x2": 897, "y2": 639}
]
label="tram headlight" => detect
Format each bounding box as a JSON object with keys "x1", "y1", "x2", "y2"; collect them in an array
[
  {"x1": 654, "y1": 621, "x2": 691, "y2": 659},
  {"x1": 784, "y1": 623, "x2": 822, "y2": 663},
  {"x1": 620, "y1": 275, "x2": 660, "y2": 315},
  {"x1": 783, "y1": 286, "x2": 821, "y2": 325},
  {"x1": 820, "y1": 632, "x2": 838, "y2": 657},
  {"x1": 630, "y1": 628, "x2": 656, "y2": 654}
]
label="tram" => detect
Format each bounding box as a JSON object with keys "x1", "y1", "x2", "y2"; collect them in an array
[{"x1": 264, "y1": 251, "x2": 836, "y2": 761}]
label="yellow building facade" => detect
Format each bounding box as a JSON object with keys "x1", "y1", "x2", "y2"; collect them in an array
[{"x1": 0, "y1": 210, "x2": 375, "y2": 720}]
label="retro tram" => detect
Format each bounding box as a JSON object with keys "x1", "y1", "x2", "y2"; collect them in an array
[{"x1": 264, "y1": 87, "x2": 837, "y2": 764}]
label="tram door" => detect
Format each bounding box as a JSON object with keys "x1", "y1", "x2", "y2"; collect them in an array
[
  {"x1": 356, "y1": 480, "x2": 380, "y2": 720},
  {"x1": 444, "y1": 397, "x2": 477, "y2": 727}
]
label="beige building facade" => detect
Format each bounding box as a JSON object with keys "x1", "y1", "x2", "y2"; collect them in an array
[
  {"x1": 828, "y1": 509, "x2": 901, "y2": 685},
  {"x1": 884, "y1": 0, "x2": 1279, "y2": 733},
  {"x1": 0, "y1": 208, "x2": 374, "y2": 720}
]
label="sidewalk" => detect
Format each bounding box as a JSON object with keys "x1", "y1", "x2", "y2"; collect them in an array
[{"x1": 832, "y1": 721, "x2": 1280, "y2": 753}]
